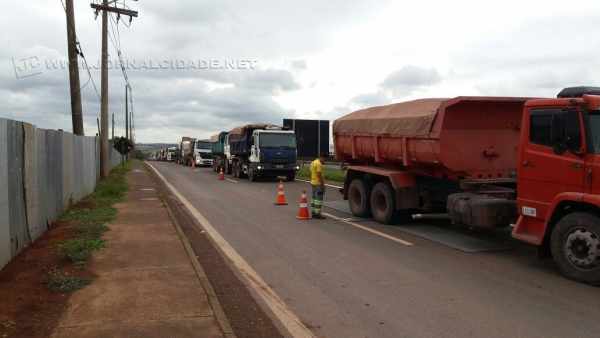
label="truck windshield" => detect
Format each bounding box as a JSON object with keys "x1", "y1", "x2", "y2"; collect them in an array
[
  {"x1": 587, "y1": 111, "x2": 600, "y2": 153},
  {"x1": 195, "y1": 141, "x2": 211, "y2": 150},
  {"x1": 259, "y1": 133, "x2": 296, "y2": 148}
]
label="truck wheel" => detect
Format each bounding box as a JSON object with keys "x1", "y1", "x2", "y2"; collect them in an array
[
  {"x1": 348, "y1": 179, "x2": 371, "y2": 217},
  {"x1": 286, "y1": 172, "x2": 295, "y2": 182},
  {"x1": 551, "y1": 212, "x2": 600, "y2": 284},
  {"x1": 370, "y1": 182, "x2": 396, "y2": 225},
  {"x1": 233, "y1": 163, "x2": 239, "y2": 178}
]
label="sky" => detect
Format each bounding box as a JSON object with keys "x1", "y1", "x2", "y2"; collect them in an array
[{"x1": 1, "y1": 0, "x2": 600, "y2": 143}]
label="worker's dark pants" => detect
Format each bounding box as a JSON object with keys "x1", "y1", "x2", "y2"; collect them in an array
[{"x1": 311, "y1": 185, "x2": 324, "y2": 216}]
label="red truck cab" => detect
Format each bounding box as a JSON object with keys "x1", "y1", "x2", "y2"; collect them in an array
[{"x1": 514, "y1": 87, "x2": 600, "y2": 282}]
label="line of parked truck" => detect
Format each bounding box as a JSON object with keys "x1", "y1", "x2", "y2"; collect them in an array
[
  {"x1": 151, "y1": 86, "x2": 600, "y2": 284},
  {"x1": 153, "y1": 124, "x2": 300, "y2": 182}
]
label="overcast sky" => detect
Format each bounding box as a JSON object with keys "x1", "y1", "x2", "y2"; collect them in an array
[{"x1": 2, "y1": 0, "x2": 600, "y2": 143}]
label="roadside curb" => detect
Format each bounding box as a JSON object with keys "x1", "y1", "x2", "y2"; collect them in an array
[{"x1": 144, "y1": 163, "x2": 237, "y2": 338}]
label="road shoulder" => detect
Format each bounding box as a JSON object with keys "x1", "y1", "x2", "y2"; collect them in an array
[{"x1": 145, "y1": 162, "x2": 285, "y2": 338}]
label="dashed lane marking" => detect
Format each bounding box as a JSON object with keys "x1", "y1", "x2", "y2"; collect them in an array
[
  {"x1": 146, "y1": 162, "x2": 315, "y2": 338},
  {"x1": 322, "y1": 212, "x2": 414, "y2": 247},
  {"x1": 225, "y1": 178, "x2": 238, "y2": 184}
]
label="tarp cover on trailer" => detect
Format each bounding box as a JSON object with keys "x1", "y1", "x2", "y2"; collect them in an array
[
  {"x1": 333, "y1": 98, "x2": 448, "y2": 137},
  {"x1": 228, "y1": 124, "x2": 277, "y2": 140}
]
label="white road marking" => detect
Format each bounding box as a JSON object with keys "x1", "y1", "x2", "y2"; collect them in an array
[
  {"x1": 146, "y1": 163, "x2": 315, "y2": 338},
  {"x1": 322, "y1": 212, "x2": 414, "y2": 247},
  {"x1": 225, "y1": 178, "x2": 238, "y2": 184},
  {"x1": 139, "y1": 188, "x2": 156, "y2": 191},
  {"x1": 297, "y1": 179, "x2": 343, "y2": 189}
]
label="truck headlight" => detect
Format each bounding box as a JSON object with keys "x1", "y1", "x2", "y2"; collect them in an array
[
  {"x1": 257, "y1": 166, "x2": 263, "y2": 170},
  {"x1": 295, "y1": 166, "x2": 300, "y2": 170}
]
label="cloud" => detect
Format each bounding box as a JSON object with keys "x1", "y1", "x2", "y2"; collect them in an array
[
  {"x1": 350, "y1": 91, "x2": 390, "y2": 107},
  {"x1": 3, "y1": 0, "x2": 600, "y2": 143},
  {"x1": 380, "y1": 66, "x2": 442, "y2": 96},
  {"x1": 291, "y1": 60, "x2": 307, "y2": 70}
]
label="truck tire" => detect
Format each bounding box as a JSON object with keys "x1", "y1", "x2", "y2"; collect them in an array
[
  {"x1": 370, "y1": 182, "x2": 396, "y2": 224},
  {"x1": 225, "y1": 161, "x2": 231, "y2": 175},
  {"x1": 348, "y1": 179, "x2": 371, "y2": 217},
  {"x1": 551, "y1": 212, "x2": 600, "y2": 284},
  {"x1": 233, "y1": 163, "x2": 240, "y2": 178},
  {"x1": 248, "y1": 167, "x2": 256, "y2": 182}
]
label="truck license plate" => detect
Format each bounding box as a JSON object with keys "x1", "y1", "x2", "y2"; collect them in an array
[{"x1": 276, "y1": 165, "x2": 284, "y2": 169}]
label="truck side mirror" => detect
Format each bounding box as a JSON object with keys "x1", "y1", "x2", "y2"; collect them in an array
[{"x1": 552, "y1": 141, "x2": 567, "y2": 155}]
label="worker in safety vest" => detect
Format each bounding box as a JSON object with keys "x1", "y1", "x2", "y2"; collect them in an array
[{"x1": 310, "y1": 153, "x2": 327, "y2": 219}]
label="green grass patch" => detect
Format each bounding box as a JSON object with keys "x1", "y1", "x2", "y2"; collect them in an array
[
  {"x1": 46, "y1": 269, "x2": 91, "y2": 293},
  {"x1": 56, "y1": 161, "x2": 130, "y2": 266},
  {"x1": 59, "y1": 238, "x2": 105, "y2": 264},
  {"x1": 297, "y1": 165, "x2": 346, "y2": 183}
]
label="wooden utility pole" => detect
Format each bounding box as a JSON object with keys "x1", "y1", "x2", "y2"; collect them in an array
[
  {"x1": 91, "y1": 1, "x2": 138, "y2": 178},
  {"x1": 111, "y1": 113, "x2": 114, "y2": 140},
  {"x1": 125, "y1": 84, "x2": 129, "y2": 140},
  {"x1": 65, "y1": 0, "x2": 84, "y2": 135}
]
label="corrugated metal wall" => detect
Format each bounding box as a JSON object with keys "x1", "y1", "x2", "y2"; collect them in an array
[
  {"x1": 0, "y1": 118, "x2": 123, "y2": 270},
  {"x1": 0, "y1": 119, "x2": 10, "y2": 268}
]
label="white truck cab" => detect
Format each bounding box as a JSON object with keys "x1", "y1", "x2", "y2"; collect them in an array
[{"x1": 194, "y1": 139, "x2": 214, "y2": 167}]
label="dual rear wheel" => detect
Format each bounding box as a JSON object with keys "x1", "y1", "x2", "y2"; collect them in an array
[{"x1": 348, "y1": 179, "x2": 397, "y2": 224}]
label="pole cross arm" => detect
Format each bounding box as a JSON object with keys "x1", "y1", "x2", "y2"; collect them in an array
[{"x1": 90, "y1": 4, "x2": 138, "y2": 17}]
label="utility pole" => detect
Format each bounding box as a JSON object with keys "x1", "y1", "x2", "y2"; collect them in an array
[
  {"x1": 91, "y1": 1, "x2": 138, "y2": 178},
  {"x1": 111, "y1": 113, "x2": 114, "y2": 140},
  {"x1": 65, "y1": 0, "x2": 84, "y2": 135},
  {"x1": 125, "y1": 84, "x2": 129, "y2": 140}
]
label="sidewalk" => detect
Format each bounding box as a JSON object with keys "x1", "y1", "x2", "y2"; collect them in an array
[{"x1": 51, "y1": 162, "x2": 232, "y2": 338}]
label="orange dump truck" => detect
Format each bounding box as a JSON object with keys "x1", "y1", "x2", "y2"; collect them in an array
[{"x1": 334, "y1": 89, "x2": 600, "y2": 283}]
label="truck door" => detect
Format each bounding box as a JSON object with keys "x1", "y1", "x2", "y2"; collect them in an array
[{"x1": 518, "y1": 108, "x2": 585, "y2": 220}]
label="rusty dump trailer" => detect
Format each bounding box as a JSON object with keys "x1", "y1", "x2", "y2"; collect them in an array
[{"x1": 334, "y1": 97, "x2": 529, "y2": 226}]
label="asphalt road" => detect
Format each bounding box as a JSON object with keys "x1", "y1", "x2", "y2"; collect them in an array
[{"x1": 151, "y1": 161, "x2": 600, "y2": 338}]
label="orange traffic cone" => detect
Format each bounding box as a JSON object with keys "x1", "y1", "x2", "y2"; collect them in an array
[
  {"x1": 218, "y1": 168, "x2": 225, "y2": 181},
  {"x1": 274, "y1": 181, "x2": 288, "y2": 205},
  {"x1": 296, "y1": 191, "x2": 311, "y2": 220}
]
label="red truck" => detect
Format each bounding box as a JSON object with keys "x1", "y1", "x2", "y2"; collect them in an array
[{"x1": 334, "y1": 87, "x2": 600, "y2": 284}]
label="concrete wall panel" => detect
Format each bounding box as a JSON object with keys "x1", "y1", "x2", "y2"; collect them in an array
[
  {"x1": 0, "y1": 118, "x2": 115, "y2": 271},
  {"x1": 35, "y1": 128, "x2": 49, "y2": 231},
  {"x1": 7, "y1": 120, "x2": 29, "y2": 257},
  {"x1": 23, "y1": 123, "x2": 44, "y2": 241},
  {"x1": 62, "y1": 132, "x2": 74, "y2": 208},
  {"x1": 0, "y1": 119, "x2": 10, "y2": 269}
]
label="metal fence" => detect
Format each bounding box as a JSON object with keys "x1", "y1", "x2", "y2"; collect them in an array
[{"x1": 0, "y1": 118, "x2": 122, "y2": 270}]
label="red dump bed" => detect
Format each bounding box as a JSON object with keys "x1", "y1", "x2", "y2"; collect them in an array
[{"x1": 333, "y1": 97, "x2": 529, "y2": 180}]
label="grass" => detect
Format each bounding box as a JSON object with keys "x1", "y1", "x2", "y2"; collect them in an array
[
  {"x1": 59, "y1": 238, "x2": 105, "y2": 264},
  {"x1": 46, "y1": 268, "x2": 91, "y2": 293},
  {"x1": 297, "y1": 165, "x2": 346, "y2": 183},
  {"x1": 54, "y1": 162, "x2": 130, "y2": 272}
]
